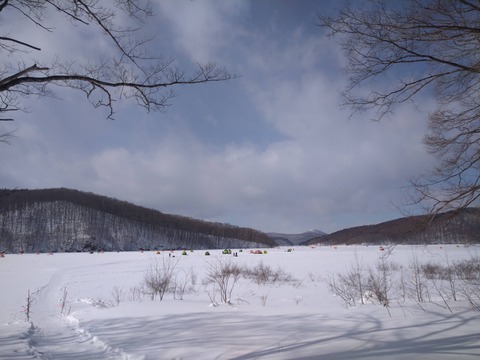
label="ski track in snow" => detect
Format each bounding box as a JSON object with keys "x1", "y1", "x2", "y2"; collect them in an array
[{"x1": 22, "y1": 263, "x2": 144, "y2": 360}]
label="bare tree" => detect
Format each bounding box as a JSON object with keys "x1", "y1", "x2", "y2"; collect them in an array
[
  {"x1": 319, "y1": 0, "x2": 480, "y2": 215},
  {"x1": 0, "y1": 0, "x2": 233, "y2": 123},
  {"x1": 326, "y1": 252, "x2": 369, "y2": 308},
  {"x1": 144, "y1": 256, "x2": 179, "y2": 301},
  {"x1": 204, "y1": 257, "x2": 243, "y2": 304},
  {"x1": 173, "y1": 267, "x2": 197, "y2": 300},
  {"x1": 408, "y1": 252, "x2": 430, "y2": 304}
]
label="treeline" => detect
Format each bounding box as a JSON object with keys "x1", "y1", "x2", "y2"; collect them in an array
[
  {"x1": 0, "y1": 188, "x2": 276, "y2": 253},
  {"x1": 306, "y1": 208, "x2": 480, "y2": 246}
]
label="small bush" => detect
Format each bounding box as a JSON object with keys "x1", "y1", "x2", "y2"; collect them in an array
[
  {"x1": 110, "y1": 286, "x2": 125, "y2": 306},
  {"x1": 421, "y1": 262, "x2": 443, "y2": 280},
  {"x1": 244, "y1": 262, "x2": 295, "y2": 285},
  {"x1": 455, "y1": 258, "x2": 480, "y2": 281},
  {"x1": 173, "y1": 267, "x2": 197, "y2": 300},
  {"x1": 328, "y1": 253, "x2": 480, "y2": 312},
  {"x1": 144, "y1": 257, "x2": 179, "y2": 301},
  {"x1": 204, "y1": 258, "x2": 243, "y2": 303}
]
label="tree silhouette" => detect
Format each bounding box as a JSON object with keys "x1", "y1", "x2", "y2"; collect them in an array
[
  {"x1": 0, "y1": 0, "x2": 232, "y2": 122},
  {"x1": 319, "y1": 0, "x2": 480, "y2": 215}
]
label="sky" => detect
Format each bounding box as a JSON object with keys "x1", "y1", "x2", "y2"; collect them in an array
[{"x1": 0, "y1": 0, "x2": 437, "y2": 234}]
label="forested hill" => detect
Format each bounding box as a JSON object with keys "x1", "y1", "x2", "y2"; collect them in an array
[
  {"x1": 0, "y1": 188, "x2": 276, "y2": 253},
  {"x1": 306, "y1": 208, "x2": 480, "y2": 246}
]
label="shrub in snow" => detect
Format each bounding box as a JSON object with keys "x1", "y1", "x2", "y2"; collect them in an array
[
  {"x1": 328, "y1": 251, "x2": 480, "y2": 313},
  {"x1": 418, "y1": 257, "x2": 480, "y2": 310},
  {"x1": 327, "y1": 253, "x2": 371, "y2": 308},
  {"x1": 204, "y1": 258, "x2": 243, "y2": 303},
  {"x1": 244, "y1": 262, "x2": 296, "y2": 285},
  {"x1": 110, "y1": 286, "x2": 125, "y2": 306},
  {"x1": 173, "y1": 267, "x2": 197, "y2": 300},
  {"x1": 143, "y1": 257, "x2": 179, "y2": 301}
]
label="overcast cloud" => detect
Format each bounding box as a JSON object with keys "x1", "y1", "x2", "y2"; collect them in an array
[{"x1": 0, "y1": 1, "x2": 436, "y2": 233}]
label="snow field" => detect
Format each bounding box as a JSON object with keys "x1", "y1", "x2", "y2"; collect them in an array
[{"x1": 1, "y1": 245, "x2": 480, "y2": 359}]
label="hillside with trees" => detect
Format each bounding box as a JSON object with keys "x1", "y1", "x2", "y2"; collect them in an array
[
  {"x1": 0, "y1": 188, "x2": 276, "y2": 253},
  {"x1": 306, "y1": 208, "x2": 480, "y2": 246}
]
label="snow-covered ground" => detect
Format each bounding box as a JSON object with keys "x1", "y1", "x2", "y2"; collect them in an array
[{"x1": 1, "y1": 245, "x2": 480, "y2": 359}]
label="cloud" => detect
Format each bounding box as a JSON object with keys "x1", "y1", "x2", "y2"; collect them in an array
[
  {"x1": 1, "y1": 1, "x2": 439, "y2": 234},
  {"x1": 85, "y1": 84, "x2": 432, "y2": 233},
  {"x1": 248, "y1": 70, "x2": 433, "y2": 222},
  {"x1": 156, "y1": 0, "x2": 249, "y2": 64}
]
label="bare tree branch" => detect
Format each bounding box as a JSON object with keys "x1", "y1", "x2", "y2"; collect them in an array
[
  {"x1": 0, "y1": 0, "x2": 234, "y2": 126},
  {"x1": 0, "y1": 36, "x2": 41, "y2": 51},
  {"x1": 319, "y1": 0, "x2": 480, "y2": 216}
]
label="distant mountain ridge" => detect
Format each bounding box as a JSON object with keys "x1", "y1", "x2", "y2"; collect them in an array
[
  {"x1": 306, "y1": 208, "x2": 480, "y2": 246},
  {"x1": 0, "y1": 188, "x2": 276, "y2": 253},
  {"x1": 267, "y1": 230, "x2": 326, "y2": 246},
  {"x1": 2, "y1": 188, "x2": 477, "y2": 253}
]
